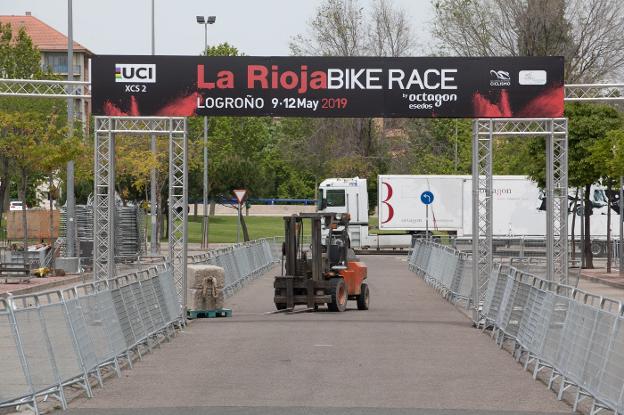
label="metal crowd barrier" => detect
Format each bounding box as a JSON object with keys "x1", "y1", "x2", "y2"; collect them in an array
[
  {"x1": 0, "y1": 238, "x2": 277, "y2": 413},
  {"x1": 188, "y1": 238, "x2": 275, "y2": 297},
  {"x1": 509, "y1": 257, "x2": 581, "y2": 287},
  {"x1": 409, "y1": 240, "x2": 624, "y2": 414},
  {"x1": 0, "y1": 264, "x2": 181, "y2": 414},
  {"x1": 407, "y1": 239, "x2": 473, "y2": 306}
]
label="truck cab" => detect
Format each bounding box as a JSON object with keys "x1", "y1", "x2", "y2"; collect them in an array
[{"x1": 318, "y1": 178, "x2": 369, "y2": 247}]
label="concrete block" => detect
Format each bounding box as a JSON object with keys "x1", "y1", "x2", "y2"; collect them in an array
[{"x1": 187, "y1": 265, "x2": 225, "y2": 310}]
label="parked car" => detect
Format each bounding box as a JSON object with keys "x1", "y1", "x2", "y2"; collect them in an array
[{"x1": 9, "y1": 201, "x2": 24, "y2": 211}]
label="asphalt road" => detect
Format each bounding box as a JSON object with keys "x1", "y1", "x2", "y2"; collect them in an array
[{"x1": 66, "y1": 256, "x2": 570, "y2": 415}]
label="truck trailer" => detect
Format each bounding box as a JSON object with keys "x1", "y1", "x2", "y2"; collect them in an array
[{"x1": 318, "y1": 175, "x2": 620, "y2": 253}]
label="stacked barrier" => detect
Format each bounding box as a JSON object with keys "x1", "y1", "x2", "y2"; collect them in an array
[
  {"x1": 0, "y1": 264, "x2": 180, "y2": 414},
  {"x1": 409, "y1": 240, "x2": 624, "y2": 414},
  {"x1": 188, "y1": 238, "x2": 275, "y2": 297}
]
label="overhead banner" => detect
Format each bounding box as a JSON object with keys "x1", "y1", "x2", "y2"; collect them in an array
[{"x1": 91, "y1": 55, "x2": 564, "y2": 118}]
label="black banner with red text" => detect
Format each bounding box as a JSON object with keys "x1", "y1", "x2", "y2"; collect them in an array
[{"x1": 92, "y1": 55, "x2": 564, "y2": 118}]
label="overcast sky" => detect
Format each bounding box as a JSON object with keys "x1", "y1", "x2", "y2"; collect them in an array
[{"x1": 0, "y1": 0, "x2": 435, "y2": 56}]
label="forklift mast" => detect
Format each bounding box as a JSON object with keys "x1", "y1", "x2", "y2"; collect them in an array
[{"x1": 282, "y1": 214, "x2": 325, "y2": 281}]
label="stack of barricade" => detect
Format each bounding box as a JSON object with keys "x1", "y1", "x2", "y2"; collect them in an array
[
  {"x1": 407, "y1": 239, "x2": 472, "y2": 305},
  {"x1": 188, "y1": 238, "x2": 274, "y2": 297},
  {"x1": 0, "y1": 264, "x2": 181, "y2": 414},
  {"x1": 409, "y1": 239, "x2": 624, "y2": 414}
]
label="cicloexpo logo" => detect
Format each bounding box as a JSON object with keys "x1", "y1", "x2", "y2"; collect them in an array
[
  {"x1": 490, "y1": 69, "x2": 511, "y2": 87},
  {"x1": 115, "y1": 64, "x2": 156, "y2": 83}
]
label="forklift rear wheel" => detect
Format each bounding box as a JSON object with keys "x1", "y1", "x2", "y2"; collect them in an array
[
  {"x1": 274, "y1": 288, "x2": 287, "y2": 310},
  {"x1": 357, "y1": 283, "x2": 369, "y2": 310},
  {"x1": 328, "y1": 278, "x2": 348, "y2": 312}
]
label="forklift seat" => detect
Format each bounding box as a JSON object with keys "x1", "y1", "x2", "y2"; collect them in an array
[{"x1": 328, "y1": 244, "x2": 344, "y2": 265}]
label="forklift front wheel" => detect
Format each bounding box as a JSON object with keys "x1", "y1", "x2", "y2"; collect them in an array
[
  {"x1": 328, "y1": 278, "x2": 348, "y2": 312},
  {"x1": 357, "y1": 283, "x2": 369, "y2": 310}
]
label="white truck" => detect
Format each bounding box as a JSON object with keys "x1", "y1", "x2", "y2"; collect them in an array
[{"x1": 318, "y1": 175, "x2": 620, "y2": 253}]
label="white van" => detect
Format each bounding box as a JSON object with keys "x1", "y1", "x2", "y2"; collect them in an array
[{"x1": 9, "y1": 201, "x2": 24, "y2": 211}]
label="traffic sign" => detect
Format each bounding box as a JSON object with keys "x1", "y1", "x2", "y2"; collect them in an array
[
  {"x1": 233, "y1": 189, "x2": 248, "y2": 204},
  {"x1": 420, "y1": 191, "x2": 434, "y2": 205}
]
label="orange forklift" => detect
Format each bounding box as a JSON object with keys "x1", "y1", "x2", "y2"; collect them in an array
[{"x1": 273, "y1": 213, "x2": 369, "y2": 312}]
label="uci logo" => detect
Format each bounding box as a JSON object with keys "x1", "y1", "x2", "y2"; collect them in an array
[{"x1": 115, "y1": 64, "x2": 156, "y2": 83}]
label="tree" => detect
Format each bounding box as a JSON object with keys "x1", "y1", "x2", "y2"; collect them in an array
[
  {"x1": 0, "y1": 23, "x2": 44, "y2": 79},
  {"x1": 36, "y1": 112, "x2": 82, "y2": 245},
  {"x1": 201, "y1": 42, "x2": 240, "y2": 57},
  {"x1": 389, "y1": 119, "x2": 473, "y2": 175},
  {"x1": 368, "y1": 0, "x2": 415, "y2": 57},
  {"x1": 589, "y1": 129, "x2": 624, "y2": 271},
  {"x1": 432, "y1": 0, "x2": 624, "y2": 82},
  {"x1": 524, "y1": 103, "x2": 622, "y2": 268},
  {"x1": 291, "y1": 0, "x2": 415, "y2": 57},
  {"x1": 0, "y1": 109, "x2": 79, "y2": 251},
  {"x1": 0, "y1": 22, "x2": 49, "y2": 221},
  {"x1": 290, "y1": 0, "x2": 366, "y2": 56},
  {"x1": 0, "y1": 23, "x2": 77, "y2": 251},
  {"x1": 568, "y1": 104, "x2": 621, "y2": 268},
  {"x1": 114, "y1": 135, "x2": 162, "y2": 204}
]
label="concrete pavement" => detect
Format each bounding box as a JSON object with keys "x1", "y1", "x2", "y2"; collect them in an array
[
  {"x1": 577, "y1": 277, "x2": 624, "y2": 302},
  {"x1": 66, "y1": 256, "x2": 571, "y2": 415},
  {"x1": 579, "y1": 268, "x2": 624, "y2": 291},
  {"x1": 67, "y1": 409, "x2": 568, "y2": 415}
]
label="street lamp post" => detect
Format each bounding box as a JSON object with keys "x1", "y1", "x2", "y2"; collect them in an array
[
  {"x1": 197, "y1": 15, "x2": 216, "y2": 249},
  {"x1": 150, "y1": 0, "x2": 158, "y2": 255},
  {"x1": 618, "y1": 176, "x2": 624, "y2": 274},
  {"x1": 66, "y1": 0, "x2": 76, "y2": 259}
]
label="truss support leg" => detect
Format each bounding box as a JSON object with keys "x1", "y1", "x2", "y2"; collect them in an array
[
  {"x1": 546, "y1": 119, "x2": 569, "y2": 283},
  {"x1": 168, "y1": 118, "x2": 188, "y2": 316},
  {"x1": 93, "y1": 118, "x2": 116, "y2": 281},
  {"x1": 472, "y1": 119, "x2": 493, "y2": 322}
]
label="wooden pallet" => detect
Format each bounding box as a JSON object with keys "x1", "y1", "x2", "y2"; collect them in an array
[{"x1": 187, "y1": 308, "x2": 232, "y2": 319}]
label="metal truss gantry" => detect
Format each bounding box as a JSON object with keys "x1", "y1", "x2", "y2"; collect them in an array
[
  {"x1": 94, "y1": 116, "x2": 188, "y2": 312},
  {"x1": 472, "y1": 118, "x2": 568, "y2": 320},
  {"x1": 2, "y1": 79, "x2": 622, "y2": 102},
  {"x1": 2, "y1": 77, "x2": 623, "y2": 322},
  {"x1": 0, "y1": 78, "x2": 90, "y2": 99},
  {"x1": 565, "y1": 84, "x2": 624, "y2": 102}
]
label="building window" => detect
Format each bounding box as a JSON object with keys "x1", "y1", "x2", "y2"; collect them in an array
[{"x1": 42, "y1": 53, "x2": 80, "y2": 75}]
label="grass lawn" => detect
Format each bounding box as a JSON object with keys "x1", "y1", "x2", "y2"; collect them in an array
[
  {"x1": 187, "y1": 215, "x2": 288, "y2": 243},
  {"x1": 1, "y1": 212, "x2": 409, "y2": 245},
  {"x1": 151, "y1": 215, "x2": 404, "y2": 244},
  {"x1": 147, "y1": 215, "x2": 292, "y2": 244}
]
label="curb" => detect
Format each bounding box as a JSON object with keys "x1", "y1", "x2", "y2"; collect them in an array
[
  {"x1": 579, "y1": 272, "x2": 624, "y2": 290},
  {"x1": 0, "y1": 274, "x2": 87, "y2": 298}
]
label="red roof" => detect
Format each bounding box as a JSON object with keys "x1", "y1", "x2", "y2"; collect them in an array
[{"x1": 0, "y1": 14, "x2": 92, "y2": 54}]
